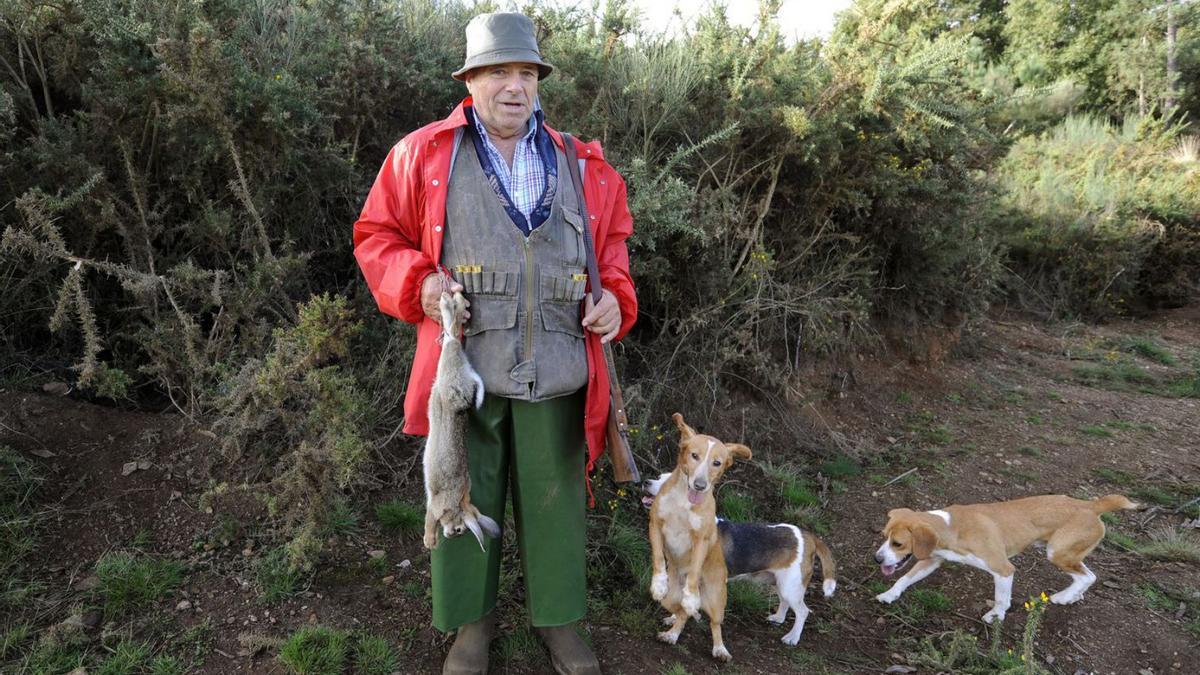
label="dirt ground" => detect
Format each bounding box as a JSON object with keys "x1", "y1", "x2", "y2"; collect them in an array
[{"x1": 2, "y1": 305, "x2": 1198, "y2": 674}]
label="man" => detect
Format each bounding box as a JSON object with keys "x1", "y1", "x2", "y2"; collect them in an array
[{"x1": 352, "y1": 12, "x2": 637, "y2": 675}]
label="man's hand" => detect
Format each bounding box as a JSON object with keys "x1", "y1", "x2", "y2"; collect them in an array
[
  {"x1": 421, "y1": 272, "x2": 468, "y2": 323},
  {"x1": 582, "y1": 288, "x2": 621, "y2": 344}
]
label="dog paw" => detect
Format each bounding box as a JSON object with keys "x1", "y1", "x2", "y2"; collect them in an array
[
  {"x1": 662, "y1": 614, "x2": 676, "y2": 626},
  {"x1": 982, "y1": 608, "x2": 1007, "y2": 624},
  {"x1": 875, "y1": 591, "x2": 899, "y2": 604},
  {"x1": 656, "y1": 630, "x2": 679, "y2": 645},
  {"x1": 681, "y1": 593, "x2": 701, "y2": 618},
  {"x1": 766, "y1": 611, "x2": 787, "y2": 625},
  {"x1": 1050, "y1": 591, "x2": 1080, "y2": 605},
  {"x1": 781, "y1": 631, "x2": 802, "y2": 646},
  {"x1": 650, "y1": 574, "x2": 668, "y2": 601},
  {"x1": 712, "y1": 645, "x2": 732, "y2": 662},
  {"x1": 422, "y1": 532, "x2": 438, "y2": 550}
]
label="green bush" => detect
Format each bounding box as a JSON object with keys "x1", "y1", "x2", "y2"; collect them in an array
[{"x1": 993, "y1": 114, "x2": 1200, "y2": 317}]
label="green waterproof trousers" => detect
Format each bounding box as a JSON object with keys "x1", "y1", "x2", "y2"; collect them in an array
[{"x1": 430, "y1": 389, "x2": 587, "y2": 632}]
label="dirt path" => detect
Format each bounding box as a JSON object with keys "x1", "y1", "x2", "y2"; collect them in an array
[{"x1": 2, "y1": 307, "x2": 1198, "y2": 674}]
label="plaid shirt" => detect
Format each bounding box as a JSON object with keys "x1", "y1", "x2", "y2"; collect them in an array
[{"x1": 470, "y1": 106, "x2": 546, "y2": 222}]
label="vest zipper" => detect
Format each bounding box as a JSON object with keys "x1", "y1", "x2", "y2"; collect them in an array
[{"x1": 523, "y1": 237, "x2": 535, "y2": 391}]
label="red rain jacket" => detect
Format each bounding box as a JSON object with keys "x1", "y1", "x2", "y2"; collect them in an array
[{"x1": 353, "y1": 97, "x2": 637, "y2": 478}]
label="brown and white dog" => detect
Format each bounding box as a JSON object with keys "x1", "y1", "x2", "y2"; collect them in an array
[
  {"x1": 874, "y1": 494, "x2": 1138, "y2": 623},
  {"x1": 647, "y1": 413, "x2": 837, "y2": 661}
]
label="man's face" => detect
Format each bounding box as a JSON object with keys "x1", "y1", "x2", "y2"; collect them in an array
[{"x1": 465, "y1": 62, "x2": 539, "y2": 139}]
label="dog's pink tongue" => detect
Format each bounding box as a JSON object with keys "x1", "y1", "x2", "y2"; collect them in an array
[
  {"x1": 880, "y1": 563, "x2": 897, "y2": 577},
  {"x1": 687, "y1": 488, "x2": 704, "y2": 505}
]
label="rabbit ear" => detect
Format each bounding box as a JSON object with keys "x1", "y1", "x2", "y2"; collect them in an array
[{"x1": 672, "y1": 412, "x2": 696, "y2": 440}]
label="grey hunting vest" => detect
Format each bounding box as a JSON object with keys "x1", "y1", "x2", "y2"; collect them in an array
[{"x1": 441, "y1": 134, "x2": 589, "y2": 401}]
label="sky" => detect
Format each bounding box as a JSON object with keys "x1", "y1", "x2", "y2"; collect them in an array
[{"x1": 624, "y1": 0, "x2": 855, "y2": 42}]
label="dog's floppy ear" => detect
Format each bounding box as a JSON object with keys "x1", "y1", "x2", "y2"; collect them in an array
[
  {"x1": 887, "y1": 508, "x2": 913, "y2": 521},
  {"x1": 672, "y1": 412, "x2": 696, "y2": 440},
  {"x1": 726, "y1": 443, "x2": 752, "y2": 462},
  {"x1": 911, "y1": 523, "x2": 939, "y2": 560}
]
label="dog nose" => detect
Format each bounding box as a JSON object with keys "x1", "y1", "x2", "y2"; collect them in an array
[
  {"x1": 693, "y1": 479, "x2": 707, "y2": 491},
  {"x1": 874, "y1": 553, "x2": 883, "y2": 563}
]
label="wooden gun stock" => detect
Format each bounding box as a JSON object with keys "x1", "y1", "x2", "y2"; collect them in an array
[
  {"x1": 562, "y1": 132, "x2": 641, "y2": 485},
  {"x1": 603, "y1": 344, "x2": 639, "y2": 484}
]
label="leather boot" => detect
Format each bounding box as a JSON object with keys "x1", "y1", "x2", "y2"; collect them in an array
[
  {"x1": 443, "y1": 613, "x2": 495, "y2": 675},
  {"x1": 535, "y1": 624, "x2": 601, "y2": 675}
]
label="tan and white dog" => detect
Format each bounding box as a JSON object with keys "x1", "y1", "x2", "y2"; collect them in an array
[
  {"x1": 874, "y1": 494, "x2": 1138, "y2": 623},
  {"x1": 647, "y1": 413, "x2": 836, "y2": 661}
]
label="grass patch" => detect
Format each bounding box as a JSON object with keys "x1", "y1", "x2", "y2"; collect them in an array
[
  {"x1": 95, "y1": 553, "x2": 184, "y2": 616},
  {"x1": 602, "y1": 512, "x2": 652, "y2": 586},
  {"x1": 1, "y1": 623, "x2": 31, "y2": 660},
  {"x1": 762, "y1": 462, "x2": 821, "y2": 508},
  {"x1": 1135, "y1": 581, "x2": 1200, "y2": 637},
  {"x1": 907, "y1": 628, "x2": 1038, "y2": 674},
  {"x1": 818, "y1": 455, "x2": 862, "y2": 479},
  {"x1": 1017, "y1": 446, "x2": 1041, "y2": 457},
  {"x1": 26, "y1": 638, "x2": 86, "y2": 674},
  {"x1": 493, "y1": 624, "x2": 540, "y2": 666},
  {"x1": 1072, "y1": 361, "x2": 1155, "y2": 388},
  {"x1": 1117, "y1": 335, "x2": 1176, "y2": 366},
  {"x1": 255, "y1": 546, "x2": 304, "y2": 603},
  {"x1": 1024, "y1": 414, "x2": 1043, "y2": 425},
  {"x1": 921, "y1": 425, "x2": 954, "y2": 446},
  {"x1": 1167, "y1": 364, "x2": 1200, "y2": 398},
  {"x1": 172, "y1": 617, "x2": 214, "y2": 668},
  {"x1": 886, "y1": 588, "x2": 953, "y2": 623},
  {"x1": 352, "y1": 633, "x2": 399, "y2": 675},
  {"x1": 1140, "y1": 526, "x2": 1200, "y2": 564},
  {"x1": 278, "y1": 625, "x2": 348, "y2": 675},
  {"x1": 375, "y1": 499, "x2": 424, "y2": 535},
  {"x1": 785, "y1": 505, "x2": 831, "y2": 536},
  {"x1": 1136, "y1": 582, "x2": 1177, "y2": 612},
  {"x1": 0, "y1": 445, "x2": 43, "y2": 602},
  {"x1": 781, "y1": 480, "x2": 819, "y2": 508},
  {"x1": 96, "y1": 641, "x2": 151, "y2": 675},
  {"x1": 727, "y1": 579, "x2": 774, "y2": 617},
  {"x1": 149, "y1": 654, "x2": 185, "y2": 675},
  {"x1": 321, "y1": 498, "x2": 358, "y2": 537},
  {"x1": 719, "y1": 490, "x2": 755, "y2": 522},
  {"x1": 1104, "y1": 529, "x2": 1138, "y2": 551},
  {"x1": 911, "y1": 588, "x2": 952, "y2": 613},
  {"x1": 1092, "y1": 467, "x2": 1135, "y2": 485},
  {"x1": 1080, "y1": 425, "x2": 1114, "y2": 438}
]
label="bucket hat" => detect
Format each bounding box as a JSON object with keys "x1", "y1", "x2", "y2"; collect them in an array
[{"x1": 452, "y1": 12, "x2": 553, "y2": 81}]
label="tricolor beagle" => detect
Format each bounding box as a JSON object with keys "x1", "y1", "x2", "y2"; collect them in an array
[{"x1": 646, "y1": 414, "x2": 837, "y2": 661}]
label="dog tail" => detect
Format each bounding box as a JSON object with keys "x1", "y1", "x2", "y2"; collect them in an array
[
  {"x1": 1089, "y1": 494, "x2": 1139, "y2": 514},
  {"x1": 809, "y1": 534, "x2": 837, "y2": 597}
]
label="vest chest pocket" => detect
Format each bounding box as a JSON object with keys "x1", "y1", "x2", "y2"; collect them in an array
[
  {"x1": 540, "y1": 268, "x2": 587, "y2": 339},
  {"x1": 456, "y1": 263, "x2": 519, "y2": 337},
  {"x1": 561, "y1": 207, "x2": 586, "y2": 267}
]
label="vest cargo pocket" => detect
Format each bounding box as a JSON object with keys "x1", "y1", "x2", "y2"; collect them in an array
[
  {"x1": 539, "y1": 268, "x2": 586, "y2": 339},
  {"x1": 464, "y1": 297, "x2": 518, "y2": 337}
]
